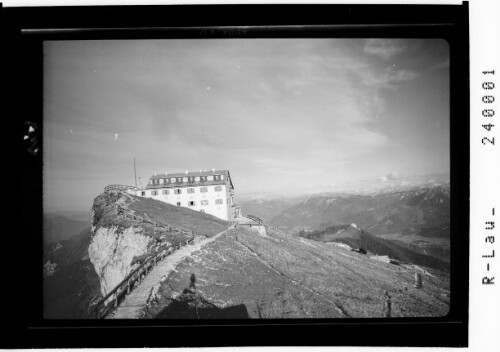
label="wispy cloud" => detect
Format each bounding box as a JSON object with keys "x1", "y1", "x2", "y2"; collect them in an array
[
  {"x1": 44, "y1": 39, "x2": 450, "y2": 208},
  {"x1": 361, "y1": 66, "x2": 418, "y2": 90},
  {"x1": 363, "y1": 39, "x2": 407, "y2": 61}
]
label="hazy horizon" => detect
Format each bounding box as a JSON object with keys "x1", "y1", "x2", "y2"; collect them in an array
[{"x1": 44, "y1": 39, "x2": 449, "y2": 212}]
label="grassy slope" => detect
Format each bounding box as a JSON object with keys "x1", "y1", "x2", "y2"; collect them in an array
[
  {"x1": 128, "y1": 195, "x2": 228, "y2": 237},
  {"x1": 145, "y1": 227, "x2": 450, "y2": 319}
]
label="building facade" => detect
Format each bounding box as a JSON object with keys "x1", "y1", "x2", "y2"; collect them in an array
[{"x1": 136, "y1": 170, "x2": 236, "y2": 221}]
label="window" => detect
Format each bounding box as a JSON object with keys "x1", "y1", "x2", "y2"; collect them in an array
[
  {"x1": 188, "y1": 177, "x2": 195, "y2": 183},
  {"x1": 195, "y1": 176, "x2": 200, "y2": 182},
  {"x1": 164, "y1": 178, "x2": 169, "y2": 184},
  {"x1": 141, "y1": 191, "x2": 146, "y2": 196},
  {"x1": 151, "y1": 190, "x2": 158, "y2": 196},
  {"x1": 162, "y1": 190, "x2": 169, "y2": 195},
  {"x1": 207, "y1": 175, "x2": 214, "y2": 181},
  {"x1": 187, "y1": 188, "x2": 195, "y2": 194},
  {"x1": 201, "y1": 200, "x2": 209, "y2": 205},
  {"x1": 176, "y1": 202, "x2": 181, "y2": 206},
  {"x1": 159, "y1": 179, "x2": 164, "y2": 184},
  {"x1": 215, "y1": 199, "x2": 223, "y2": 205},
  {"x1": 182, "y1": 177, "x2": 188, "y2": 182},
  {"x1": 200, "y1": 187, "x2": 208, "y2": 193},
  {"x1": 176, "y1": 177, "x2": 182, "y2": 183},
  {"x1": 188, "y1": 201, "x2": 195, "y2": 206},
  {"x1": 214, "y1": 175, "x2": 220, "y2": 181},
  {"x1": 200, "y1": 176, "x2": 207, "y2": 182},
  {"x1": 214, "y1": 186, "x2": 222, "y2": 192},
  {"x1": 174, "y1": 189, "x2": 182, "y2": 194}
]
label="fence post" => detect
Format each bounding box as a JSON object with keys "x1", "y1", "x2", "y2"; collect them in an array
[
  {"x1": 385, "y1": 298, "x2": 392, "y2": 318},
  {"x1": 414, "y1": 273, "x2": 422, "y2": 288},
  {"x1": 127, "y1": 279, "x2": 131, "y2": 294},
  {"x1": 114, "y1": 292, "x2": 118, "y2": 308}
]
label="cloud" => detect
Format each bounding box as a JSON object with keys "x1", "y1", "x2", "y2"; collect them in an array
[
  {"x1": 362, "y1": 67, "x2": 418, "y2": 91},
  {"x1": 428, "y1": 58, "x2": 450, "y2": 71},
  {"x1": 364, "y1": 39, "x2": 407, "y2": 61}
]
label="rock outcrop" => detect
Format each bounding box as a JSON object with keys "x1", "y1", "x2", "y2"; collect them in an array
[
  {"x1": 87, "y1": 189, "x2": 227, "y2": 303},
  {"x1": 88, "y1": 225, "x2": 150, "y2": 297}
]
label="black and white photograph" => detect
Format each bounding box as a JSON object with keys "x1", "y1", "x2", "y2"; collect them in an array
[
  {"x1": 5, "y1": 0, "x2": 490, "y2": 349},
  {"x1": 42, "y1": 38, "x2": 452, "y2": 320}
]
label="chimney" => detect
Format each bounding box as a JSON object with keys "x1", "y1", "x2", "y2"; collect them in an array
[
  {"x1": 165, "y1": 171, "x2": 168, "y2": 175},
  {"x1": 185, "y1": 170, "x2": 188, "y2": 174},
  {"x1": 154, "y1": 171, "x2": 157, "y2": 176},
  {"x1": 212, "y1": 167, "x2": 215, "y2": 173}
]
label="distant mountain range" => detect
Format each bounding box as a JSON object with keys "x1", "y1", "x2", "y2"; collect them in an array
[
  {"x1": 269, "y1": 185, "x2": 450, "y2": 235},
  {"x1": 239, "y1": 182, "x2": 450, "y2": 265},
  {"x1": 239, "y1": 173, "x2": 449, "y2": 219}
]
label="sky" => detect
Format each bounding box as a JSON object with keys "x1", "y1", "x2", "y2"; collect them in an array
[{"x1": 44, "y1": 39, "x2": 449, "y2": 212}]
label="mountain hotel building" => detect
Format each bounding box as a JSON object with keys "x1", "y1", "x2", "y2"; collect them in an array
[{"x1": 136, "y1": 169, "x2": 237, "y2": 221}]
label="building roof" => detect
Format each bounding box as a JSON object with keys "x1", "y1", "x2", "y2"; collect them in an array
[
  {"x1": 149, "y1": 170, "x2": 230, "y2": 179},
  {"x1": 145, "y1": 169, "x2": 234, "y2": 190}
]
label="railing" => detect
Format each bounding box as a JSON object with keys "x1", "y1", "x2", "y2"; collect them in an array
[
  {"x1": 104, "y1": 184, "x2": 140, "y2": 193},
  {"x1": 115, "y1": 205, "x2": 194, "y2": 235},
  {"x1": 245, "y1": 215, "x2": 264, "y2": 225},
  {"x1": 92, "y1": 237, "x2": 195, "y2": 319}
]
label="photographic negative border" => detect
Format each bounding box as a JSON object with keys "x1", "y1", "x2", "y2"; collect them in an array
[{"x1": 4, "y1": 3, "x2": 469, "y2": 348}]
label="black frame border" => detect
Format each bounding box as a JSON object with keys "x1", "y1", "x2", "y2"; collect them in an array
[{"x1": 3, "y1": 3, "x2": 469, "y2": 348}]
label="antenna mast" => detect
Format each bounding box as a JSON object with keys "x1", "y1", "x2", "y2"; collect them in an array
[{"x1": 134, "y1": 157, "x2": 137, "y2": 188}]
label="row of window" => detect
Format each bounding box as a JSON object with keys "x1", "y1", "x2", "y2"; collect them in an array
[
  {"x1": 144, "y1": 185, "x2": 223, "y2": 196},
  {"x1": 178, "y1": 199, "x2": 224, "y2": 207},
  {"x1": 150, "y1": 174, "x2": 223, "y2": 185}
]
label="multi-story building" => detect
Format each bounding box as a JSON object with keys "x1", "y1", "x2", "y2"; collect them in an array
[{"x1": 136, "y1": 169, "x2": 236, "y2": 221}]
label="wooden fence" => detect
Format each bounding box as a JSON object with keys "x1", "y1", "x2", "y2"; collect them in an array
[
  {"x1": 246, "y1": 215, "x2": 264, "y2": 225},
  {"x1": 92, "y1": 237, "x2": 194, "y2": 319},
  {"x1": 115, "y1": 205, "x2": 193, "y2": 235}
]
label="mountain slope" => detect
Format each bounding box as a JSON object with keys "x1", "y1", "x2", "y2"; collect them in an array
[
  {"x1": 44, "y1": 213, "x2": 90, "y2": 245},
  {"x1": 238, "y1": 196, "x2": 307, "y2": 222},
  {"x1": 44, "y1": 188, "x2": 450, "y2": 319},
  {"x1": 270, "y1": 186, "x2": 449, "y2": 233},
  {"x1": 43, "y1": 188, "x2": 229, "y2": 318},
  {"x1": 299, "y1": 225, "x2": 449, "y2": 272},
  {"x1": 269, "y1": 185, "x2": 450, "y2": 263},
  {"x1": 43, "y1": 227, "x2": 101, "y2": 319},
  {"x1": 144, "y1": 226, "x2": 450, "y2": 318}
]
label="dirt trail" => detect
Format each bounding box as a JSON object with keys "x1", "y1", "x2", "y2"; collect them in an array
[{"x1": 106, "y1": 224, "x2": 234, "y2": 319}]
